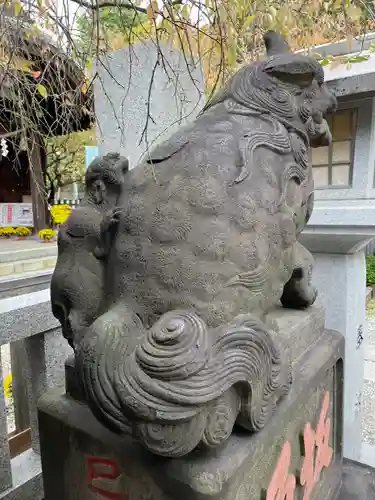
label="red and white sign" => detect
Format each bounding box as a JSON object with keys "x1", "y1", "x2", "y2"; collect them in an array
[{"x1": 0, "y1": 203, "x2": 33, "y2": 227}]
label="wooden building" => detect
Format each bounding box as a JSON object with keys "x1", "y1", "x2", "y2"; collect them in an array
[{"x1": 0, "y1": 8, "x2": 93, "y2": 231}]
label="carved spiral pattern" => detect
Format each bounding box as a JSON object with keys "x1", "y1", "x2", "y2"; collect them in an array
[
  {"x1": 135, "y1": 310, "x2": 209, "y2": 381},
  {"x1": 78, "y1": 309, "x2": 292, "y2": 457}
]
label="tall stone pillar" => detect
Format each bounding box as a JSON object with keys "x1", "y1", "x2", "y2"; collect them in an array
[{"x1": 301, "y1": 205, "x2": 375, "y2": 460}]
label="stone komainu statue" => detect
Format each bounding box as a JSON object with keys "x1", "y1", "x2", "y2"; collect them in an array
[{"x1": 51, "y1": 31, "x2": 337, "y2": 458}]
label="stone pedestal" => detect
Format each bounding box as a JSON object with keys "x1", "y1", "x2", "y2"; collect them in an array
[{"x1": 38, "y1": 306, "x2": 346, "y2": 500}]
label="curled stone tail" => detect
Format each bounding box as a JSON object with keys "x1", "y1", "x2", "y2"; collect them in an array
[{"x1": 76, "y1": 309, "x2": 291, "y2": 457}]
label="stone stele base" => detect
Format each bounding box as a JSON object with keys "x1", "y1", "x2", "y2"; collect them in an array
[{"x1": 38, "y1": 305, "x2": 347, "y2": 500}]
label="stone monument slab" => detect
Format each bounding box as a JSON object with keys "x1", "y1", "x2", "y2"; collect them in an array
[{"x1": 94, "y1": 41, "x2": 205, "y2": 167}]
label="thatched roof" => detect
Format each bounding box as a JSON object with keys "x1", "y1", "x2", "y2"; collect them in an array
[{"x1": 0, "y1": 6, "x2": 94, "y2": 137}]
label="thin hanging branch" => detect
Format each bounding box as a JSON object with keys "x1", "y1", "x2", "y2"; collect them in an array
[{"x1": 69, "y1": 0, "x2": 184, "y2": 13}]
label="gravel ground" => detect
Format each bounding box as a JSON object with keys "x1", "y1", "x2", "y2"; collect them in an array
[{"x1": 362, "y1": 301, "x2": 375, "y2": 445}]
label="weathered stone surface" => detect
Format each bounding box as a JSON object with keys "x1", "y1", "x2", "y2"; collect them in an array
[
  {"x1": 0, "y1": 450, "x2": 43, "y2": 500},
  {"x1": 339, "y1": 459, "x2": 375, "y2": 499},
  {"x1": 0, "y1": 288, "x2": 73, "y2": 462},
  {"x1": 24, "y1": 328, "x2": 73, "y2": 453},
  {"x1": 94, "y1": 40, "x2": 205, "y2": 167},
  {"x1": 50, "y1": 31, "x2": 337, "y2": 457},
  {"x1": 39, "y1": 306, "x2": 344, "y2": 500},
  {"x1": 0, "y1": 289, "x2": 59, "y2": 345}
]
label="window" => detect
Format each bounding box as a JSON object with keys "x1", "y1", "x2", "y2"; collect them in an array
[{"x1": 310, "y1": 109, "x2": 356, "y2": 188}]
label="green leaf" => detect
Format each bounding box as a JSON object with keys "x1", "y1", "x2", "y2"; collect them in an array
[
  {"x1": 268, "y1": 6, "x2": 277, "y2": 19},
  {"x1": 87, "y1": 59, "x2": 93, "y2": 71},
  {"x1": 334, "y1": 0, "x2": 342, "y2": 10},
  {"x1": 31, "y1": 23, "x2": 41, "y2": 35},
  {"x1": 181, "y1": 5, "x2": 190, "y2": 20},
  {"x1": 345, "y1": 54, "x2": 370, "y2": 63},
  {"x1": 320, "y1": 56, "x2": 333, "y2": 66},
  {"x1": 346, "y1": 4, "x2": 362, "y2": 21},
  {"x1": 14, "y1": 0, "x2": 23, "y2": 16},
  {"x1": 277, "y1": 6, "x2": 289, "y2": 22},
  {"x1": 36, "y1": 84, "x2": 48, "y2": 98},
  {"x1": 245, "y1": 14, "x2": 257, "y2": 25},
  {"x1": 264, "y1": 13, "x2": 274, "y2": 29},
  {"x1": 227, "y1": 42, "x2": 238, "y2": 68}
]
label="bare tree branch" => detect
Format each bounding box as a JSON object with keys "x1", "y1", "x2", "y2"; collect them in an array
[{"x1": 69, "y1": 0, "x2": 184, "y2": 14}]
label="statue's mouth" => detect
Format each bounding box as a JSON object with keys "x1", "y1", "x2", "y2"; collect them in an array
[{"x1": 52, "y1": 301, "x2": 74, "y2": 347}]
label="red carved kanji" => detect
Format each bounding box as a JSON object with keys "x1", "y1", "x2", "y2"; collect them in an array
[
  {"x1": 86, "y1": 457, "x2": 128, "y2": 500},
  {"x1": 266, "y1": 441, "x2": 296, "y2": 500},
  {"x1": 299, "y1": 391, "x2": 333, "y2": 500}
]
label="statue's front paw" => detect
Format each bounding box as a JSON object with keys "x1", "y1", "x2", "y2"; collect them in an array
[
  {"x1": 299, "y1": 284, "x2": 318, "y2": 308},
  {"x1": 281, "y1": 268, "x2": 318, "y2": 310}
]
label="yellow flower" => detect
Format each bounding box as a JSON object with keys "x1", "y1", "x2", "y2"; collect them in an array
[
  {"x1": 15, "y1": 227, "x2": 32, "y2": 236},
  {"x1": 38, "y1": 228, "x2": 56, "y2": 241},
  {"x1": 0, "y1": 227, "x2": 16, "y2": 237},
  {"x1": 4, "y1": 374, "x2": 12, "y2": 399},
  {"x1": 50, "y1": 205, "x2": 72, "y2": 225}
]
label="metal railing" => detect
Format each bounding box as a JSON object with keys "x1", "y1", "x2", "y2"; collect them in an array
[{"x1": 0, "y1": 286, "x2": 71, "y2": 500}]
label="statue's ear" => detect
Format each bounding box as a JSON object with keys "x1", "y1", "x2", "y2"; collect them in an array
[
  {"x1": 114, "y1": 157, "x2": 129, "y2": 176},
  {"x1": 92, "y1": 179, "x2": 105, "y2": 204},
  {"x1": 263, "y1": 30, "x2": 291, "y2": 56},
  {"x1": 94, "y1": 208, "x2": 121, "y2": 260},
  {"x1": 264, "y1": 55, "x2": 322, "y2": 88}
]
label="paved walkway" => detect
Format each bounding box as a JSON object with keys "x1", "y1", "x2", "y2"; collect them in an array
[
  {"x1": 0, "y1": 238, "x2": 56, "y2": 252},
  {"x1": 363, "y1": 301, "x2": 375, "y2": 445},
  {"x1": 0, "y1": 238, "x2": 57, "y2": 272}
]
